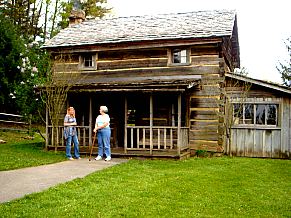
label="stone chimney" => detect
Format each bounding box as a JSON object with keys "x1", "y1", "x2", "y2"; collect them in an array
[{"x1": 69, "y1": 9, "x2": 85, "y2": 26}]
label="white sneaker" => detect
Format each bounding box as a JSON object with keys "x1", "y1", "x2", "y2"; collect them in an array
[
  {"x1": 95, "y1": 156, "x2": 102, "y2": 161},
  {"x1": 105, "y1": 156, "x2": 111, "y2": 161}
]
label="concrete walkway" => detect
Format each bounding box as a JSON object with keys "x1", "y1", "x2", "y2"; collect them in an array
[{"x1": 0, "y1": 158, "x2": 128, "y2": 203}]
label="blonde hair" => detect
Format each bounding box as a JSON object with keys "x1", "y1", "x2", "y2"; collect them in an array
[
  {"x1": 67, "y1": 107, "x2": 75, "y2": 117},
  {"x1": 100, "y1": 106, "x2": 108, "y2": 113}
]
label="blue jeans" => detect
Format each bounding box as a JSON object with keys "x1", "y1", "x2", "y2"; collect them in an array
[
  {"x1": 66, "y1": 134, "x2": 80, "y2": 158},
  {"x1": 97, "y1": 128, "x2": 111, "y2": 157}
]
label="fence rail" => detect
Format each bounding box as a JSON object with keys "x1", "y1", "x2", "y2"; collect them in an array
[
  {"x1": 125, "y1": 126, "x2": 189, "y2": 155},
  {"x1": 47, "y1": 126, "x2": 91, "y2": 148},
  {"x1": 0, "y1": 113, "x2": 28, "y2": 125}
]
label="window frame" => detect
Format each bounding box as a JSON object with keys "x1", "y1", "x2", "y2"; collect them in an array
[
  {"x1": 168, "y1": 48, "x2": 191, "y2": 66},
  {"x1": 79, "y1": 53, "x2": 97, "y2": 70},
  {"x1": 232, "y1": 99, "x2": 281, "y2": 129}
]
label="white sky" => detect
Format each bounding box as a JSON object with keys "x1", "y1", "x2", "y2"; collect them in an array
[{"x1": 106, "y1": 0, "x2": 291, "y2": 83}]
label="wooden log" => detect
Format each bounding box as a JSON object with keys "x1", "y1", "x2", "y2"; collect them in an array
[
  {"x1": 98, "y1": 49, "x2": 168, "y2": 60},
  {"x1": 97, "y1": 58, "x2": 168, "y2": 70},
  {"x1": 54, "y1": 63, "x2": 79, "y2": 72}
]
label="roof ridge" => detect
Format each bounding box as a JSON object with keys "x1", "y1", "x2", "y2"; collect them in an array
[{"x1": 87, "y1": 9, "x2": 236, "y2": 22}]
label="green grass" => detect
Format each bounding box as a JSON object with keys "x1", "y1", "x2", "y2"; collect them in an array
[
  {"x1": 0, "y1": 130, "x2": 65, "y2": 171},
  {"x1": 0, "y1": 157, "x2": 290, "y2": 217}
]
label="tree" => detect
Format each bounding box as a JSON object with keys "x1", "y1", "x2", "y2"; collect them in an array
[
  {"x1": 277, "y1": 38, "x2": 291, "y2": 87},
  {"x1": 0, "y1": 14, "x2": 49, "y2": 123},
  {"x1": 39, "y1": 54, "x2": 87, "y2": 150},
  {"x1": 212, "y1": 66, "x2": 251, "y2": 154},
  {"x1": 0, "y1": 0, "x2": 42, "y2": 41},
  {"x1": 0, "y1": 15, "x2": 25, "y2": 112},
  {"x1": 0, "y1": 0, "x2": 111, "y2": 42},
  {"x1": 57, "y1": 0, "x2": 110, "y2": 32}
]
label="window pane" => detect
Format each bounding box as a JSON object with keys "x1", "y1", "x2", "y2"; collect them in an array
[
  {"x1": 244, "y1": 104, "x2": 254, "y2": 124},
  {"x1": 180, "y1": 50, "x2": 187, "y2": 63},
  {"x1": 172, "y1": 49, "x2": 187, "y2": 63},
  {"x1": 84, "y1": 55, "x2": 93, "y2": 67},
  {"x1": 173, "y1": 50, "x2": 181, "y2": 63},
  {"x1": 233, "y1": 103, "x2": 243, "y2": 124},
  {"x1": 266, "y1": 104, "x2": 277, "y2": 125},
  {"x1": 256, "y1": 104, "x2": 265, "y2": 125}
]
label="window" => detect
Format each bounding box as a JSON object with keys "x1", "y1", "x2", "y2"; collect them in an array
[
  {"x1": 233, "y1": 103, "x2": 278, "y2": 126},
  {"x1": 79, "y1": 54, "x2": 96, "y2": 69},
  {"x1": 171, "y1": 49, "x2": 188, "y2": 64}
]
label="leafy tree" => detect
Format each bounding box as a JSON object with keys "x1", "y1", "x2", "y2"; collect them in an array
[
  {"x1": 0, "y1": 0, "x2": 42, "y2": 41},
  {"x1": 57, "y1": 0, "x2": 110, "y2": 32},
  {"x1": 0, "y1": 14, "x2": 49, "y2": 122},
  {"x1": 277, "y1": 38, "x2": 291, "y2": 87},
  {"x1": 0, "y1": 0, "x2": 111, "y2": 42},
  {"x1": 0, "y1": 15, "x2": 24, "y2": 112}
]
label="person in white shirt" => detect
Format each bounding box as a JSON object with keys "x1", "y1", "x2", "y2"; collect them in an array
[{"x1": 93, "y1": 106, "x2": 111, "y2": 161}]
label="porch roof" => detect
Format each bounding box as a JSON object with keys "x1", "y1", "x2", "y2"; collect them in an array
[{"x1": 69, "y1": 75, "x2": 201, "y2": 92}]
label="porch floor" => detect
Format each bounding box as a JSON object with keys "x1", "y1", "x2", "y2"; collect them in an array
[{"x1": 46, "y1": 146, "x2": 190, "y2": 160}]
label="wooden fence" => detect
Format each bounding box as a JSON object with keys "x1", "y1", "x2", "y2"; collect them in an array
[
  {"x1": 125, "y1": 126, "x2": 189, "y2": 155},
  {"x1": 0, "y1": 113, "x2": 28, "y2": 130},
  {"x1": 47, "y1": 126, "x2": 91, "y2": 149}
]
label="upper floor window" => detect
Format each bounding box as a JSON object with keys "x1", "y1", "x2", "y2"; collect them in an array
[
  {"x1": 171, "y1": 49, "x2": 189, "y2": 64},
  {"x1": 79, "y1": 53, "x2": 96, "y2": 70},
  {"x1": 233, "y1": 103, "x2": 278, "y2": 126}
]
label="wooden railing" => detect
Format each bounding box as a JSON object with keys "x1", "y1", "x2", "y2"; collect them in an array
[
  {"x1": 47, "y1": 126, "x2": 91, "y2": 148},
  {"x1": 125, "y1": 126, "x2": 189, "y2": 155}
]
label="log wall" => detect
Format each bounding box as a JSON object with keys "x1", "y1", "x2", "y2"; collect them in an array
[{"x1": 52, "y1": 41, "x2": 229, "y2": 153}]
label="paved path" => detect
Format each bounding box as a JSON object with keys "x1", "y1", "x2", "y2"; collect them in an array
[{"x1": 0, "y1": 158, "x2": 128, "y2": 203}]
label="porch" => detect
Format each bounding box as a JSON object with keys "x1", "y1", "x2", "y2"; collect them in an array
[
  {"x1": 45, "y1": 76, "x2": 201, "y2": 159},
  {"x1": 47, "y1": 125, "x2": 189, "y2": 159},
  {"x1": 46, "y1": 93, "x2": 190, "y2": 159}
]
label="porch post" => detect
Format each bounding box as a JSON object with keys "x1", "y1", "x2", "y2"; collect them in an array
[
  {"x1": 150, "y1": 94, "x2": 153, "y2": 155},
  {"x1": 45, "y1": 105, "x2": 48, "y2": 150},
  {"x1": 177, "y1": 93, "x2": 181, "y2": 156},
  {"x1": 89, "y1": 96, "x2": 92, "y2": 147},
  {"x1": 124, "y1": 96, "x2": 127, "y2": 154}
]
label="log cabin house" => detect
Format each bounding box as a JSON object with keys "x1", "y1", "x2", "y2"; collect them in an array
[{"x1": 42, "y1": 9, "x2": 291, "y2": 159}]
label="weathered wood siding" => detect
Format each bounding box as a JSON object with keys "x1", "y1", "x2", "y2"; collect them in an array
[{"x1": 226, "y1": 80, "x2": 291, "y2": 158}]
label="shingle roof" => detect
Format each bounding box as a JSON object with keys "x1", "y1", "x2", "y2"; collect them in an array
[
  {"x1": 226, "y1": 73, "x2": 291, "y2": 95},
  {"x1": 43, "y1": 9, "x2": 236, "y2": 48}
]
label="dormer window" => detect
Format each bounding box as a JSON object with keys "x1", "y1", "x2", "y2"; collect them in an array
[
  {"x1": 80, "y1": 53, "x2": 96, "y2": 70},
  {"x1": 170, "y1": 49, "x2": 190, "y2": 65}
]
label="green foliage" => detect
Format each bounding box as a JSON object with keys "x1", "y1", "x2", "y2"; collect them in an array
[
  {"x1": 0, "y1": 15, "x2": 25, "y2": 112},
  {"x1": 0, "y1": 0, "x2": 42, "y2": 41},
  {"x1": 277, "y1": 38, "x2": 291, "y2": 87},
  {"x1": 0, "y1": 130, "x2": 65, "y2": 171},
  {"x1": 1, "y1": 0, "x2": 111, "y2": 41},
  {"x1": 58, "y1": 0, "x2": 111, "y2": 31},
  {"x1": 82, "y1": 0, "x2": 111, "y2": 18},
  {"x1": 195, "y1": 149, "x2": 209, "y2": 157},
  {"x1": 0, "y1": 14, "x2": 50, "y2": 122},
  {"x1": 0, "y1": 158, "x2": 290, "y2": 217}
]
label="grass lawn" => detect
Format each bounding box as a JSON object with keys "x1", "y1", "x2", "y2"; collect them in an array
[
  {"x1": 0, "y1": 130, "x2": 65, "y2": 171},
  {"x1": 0, "y1": 157, "x2": 290, "y2": 217}
]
